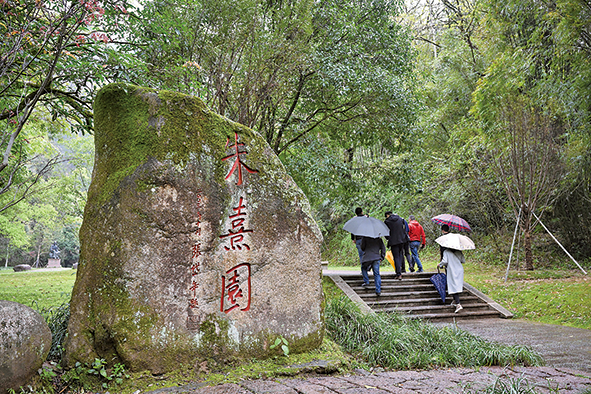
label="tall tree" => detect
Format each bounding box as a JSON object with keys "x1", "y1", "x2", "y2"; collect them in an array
[
  {"x1": 127, "y1": 0, "x2": 416, "y2": 156},
  {"x1": 488, "y1": 98, "x2": 564, "y2": 270},
  {"x1": 472, "y1": 0, "x2": 571, "y2": 268}
]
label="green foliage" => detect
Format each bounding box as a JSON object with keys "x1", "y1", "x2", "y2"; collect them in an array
[
  {"x1": 0, "y1": 0, "x2": 139, "y2": 132},
  {"x1": 126, "y1": 0, "x2": 416, "y2": 156},
  {"x1": 0, "y1": 0, "x2": 139, "y2": 222},
  {"x1": 269, "y1": 336, "x2": 290, "y2": 356},
  {"x1": 40, "y1": 302, "x2": 70, "y2": 361},
  {"x1": 56, "y1": 225, "x2": 80, "y2": 267},
  {"x1": 322, "y1": 233, "x2": 360, "y2": 266},
  {"x1": 0, "y1": 127, "x2": 91, "y2": 267},
  {"x1": 463, "y1": 376, "x2": 538, "y2": 394},
  {"x1": 284, "y1": 132, "x2": 422, "y2": 250},
  {"x1": 395, "y1": 0, "x2": 591, "y2": 264},
  {"x1": 325, "y1": 296, "x2": 543, "y2": 370},
  {"x1": 62, "y1": 359, "x2": 130, "y2": 390}
]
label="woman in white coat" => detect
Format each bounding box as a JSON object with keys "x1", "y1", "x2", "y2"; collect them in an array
[{"x1": 438, "y1": 247, "x2": 465, "y2": 313}]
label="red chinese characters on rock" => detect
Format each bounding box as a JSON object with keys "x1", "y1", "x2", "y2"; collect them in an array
[
  {"x1": 220, "y1": 263, "x2": 251, "y2": 313},
  {"x1": 187, "y1": 198, "x2": 204, "y2": 330},
  {"x1": 219, "y1": 196, "x2": 253, "y2": 251},
  {"x1": 219, "y1": 132, "x2": 258, "y2": 316},
  {"x1": 222, "y1": 132, "x2": 258, "y2": 186}
]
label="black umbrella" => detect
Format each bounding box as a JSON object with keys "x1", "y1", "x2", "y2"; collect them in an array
[{"x1": 343, "y1": 215, "x2": 389, "y2": 238}]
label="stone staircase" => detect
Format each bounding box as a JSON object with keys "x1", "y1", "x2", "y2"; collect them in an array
[{"x1": 325, "y1": 271, "x2": 513, "y2": 321}]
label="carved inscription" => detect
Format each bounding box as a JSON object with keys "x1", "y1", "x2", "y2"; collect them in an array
[
  {"x1": 220, "y1": 263, "x2": 251, "y2": 313},
  {"x1": 187, "y1": 193, "x2": 204, "y2": 330},
  {"x1": 220, "y1": 133, "x2": 258, "y2": 314},
  {"x1": 222, "y1": 132, "x2": 258, "y2": 186},
  {"x1": 219, "y1": 196, "x2": 253, "y2": 251}
]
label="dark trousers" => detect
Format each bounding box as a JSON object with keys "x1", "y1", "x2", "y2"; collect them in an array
[
  {"x1": 403, "y1": 242, "x2": 413, "y2": 272},
  {"x1": 390, "y1": 244, "x2": 404, "y2": 277},
  {"x1": 355, "y1": 238, "x2": 364, "y2": 266}
]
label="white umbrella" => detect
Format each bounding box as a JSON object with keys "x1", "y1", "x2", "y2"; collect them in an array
[
  {"x1": 343, "y1": 216, "x2": 389, "y2": 238},
  {"x1": 434, "y1": 233, "x2": 475, "y2": 250}
]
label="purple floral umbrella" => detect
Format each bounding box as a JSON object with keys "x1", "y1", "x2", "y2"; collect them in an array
[{"x1": 431, "y1": 214, "x2": 472, "y2": 232}]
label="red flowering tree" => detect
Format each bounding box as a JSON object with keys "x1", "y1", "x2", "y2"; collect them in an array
[{"x1": 0, "y1": 0, "x2": 135, "y2": 212}]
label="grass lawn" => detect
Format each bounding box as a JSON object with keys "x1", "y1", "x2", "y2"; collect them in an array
[
  {"x1": 0, "y1": 268, "x2": 76, "y2": 311},
  {"x1": 466, "y1": 266, "x2": 591, "y2": 329}
]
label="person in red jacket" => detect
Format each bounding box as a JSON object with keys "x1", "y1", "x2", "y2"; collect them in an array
[{"x1": 407, "y1": 215, "x2": 426, "y2": 272}]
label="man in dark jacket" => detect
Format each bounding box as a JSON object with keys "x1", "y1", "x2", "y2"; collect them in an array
[
  {"x1": 384, "y1": 211, "x2": 409, "y2": 280},
  {"x1": 351, "y1": 207, "x2": 366, "y2": 266},
  {"x1": 360, "y1": 236, "x2": 385, "y2": 296}
]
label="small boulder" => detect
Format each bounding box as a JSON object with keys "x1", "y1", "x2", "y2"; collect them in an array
[
  {"x1": 13, "y1": 264, "x2": 31, "y2": 272},
  {"x1": 0, "y1": 300, "x2": 52, "y2": 394}
]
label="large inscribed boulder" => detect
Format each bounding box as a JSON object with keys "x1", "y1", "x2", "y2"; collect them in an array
[{"x1": 64, "y1": 83, "x2": 323, "y2": 374}]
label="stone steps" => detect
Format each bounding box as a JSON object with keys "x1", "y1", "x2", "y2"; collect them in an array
[{"x1": 325, "y1": 270, "x2": 513, "y2": 322}]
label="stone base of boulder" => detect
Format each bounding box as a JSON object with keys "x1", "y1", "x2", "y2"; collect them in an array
[{"x1": 13, "y1": 264, "x2": 31, "y2": 272}]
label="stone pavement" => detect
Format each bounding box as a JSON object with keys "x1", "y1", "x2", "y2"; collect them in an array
[
  {"x1": 451, "y1": 319, "x2": 591, "y2": 373},
  {"x1": 149, "y1": 366, "x2": 591, "y2": 393},
  {"x1": 146, "y1": 318, "x2": 591, "y2": 394}
]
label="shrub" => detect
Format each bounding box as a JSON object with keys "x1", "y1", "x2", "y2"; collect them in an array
[
  {"x1": 325, "y1": 296, "x2": 543, "y2": 370},
  {"x1": 39, "y1": 302, "x2": 70, "y2": 361}
]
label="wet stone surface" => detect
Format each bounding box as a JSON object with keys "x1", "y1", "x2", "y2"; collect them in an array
[
  {"x1": 147, "y1": 366, "x2": 591, "y2": 393},
  {"x1": 448, "y1": 319, "x2": 591, "y2": 373}
]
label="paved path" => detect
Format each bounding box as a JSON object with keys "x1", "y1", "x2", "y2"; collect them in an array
[
  {"x1": 451, "y1": 319, "x2": 591, "y2": 373},
  {"x1": 149, "y1": 366, "x2": 591, "y2": 393}
]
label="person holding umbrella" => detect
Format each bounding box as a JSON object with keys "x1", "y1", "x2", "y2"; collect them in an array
[
  {"x1": 351, "y1": 207, "x2": 366, "y2": 266},
  {"x1": 435, "y1": 231, "x2": 475, "y2": 313},
  {"x1": 360, "y1": 236, "x2": 385, "y2": 296},
  {"x1": 342, "y1": 211, "x2": 390, "y2": 290},
  {"x1": 438, "y1": 247, "x2": 465, "y2": 313}
]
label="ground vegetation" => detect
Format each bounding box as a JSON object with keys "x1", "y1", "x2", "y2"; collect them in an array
[{"x1": 1, "y1": 270, "x2": 551, "y2": 393}]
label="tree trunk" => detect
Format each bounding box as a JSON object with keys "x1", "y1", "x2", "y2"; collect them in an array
[
  {"x1": 342, "y1": 147, "x2": 355, "y2": 180},
  {"x1": 524, "y1": 230, "x2": 534, "y2": 270},
  {"x1": 4, "y1": 242, "x2": 8, "y2": 268},
  {"x1": 35, "y1": 242, "x2": 42, "y2": 268},
  {"x1": 344, "y1": 147, "x2": 355, "y2": 164}
]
